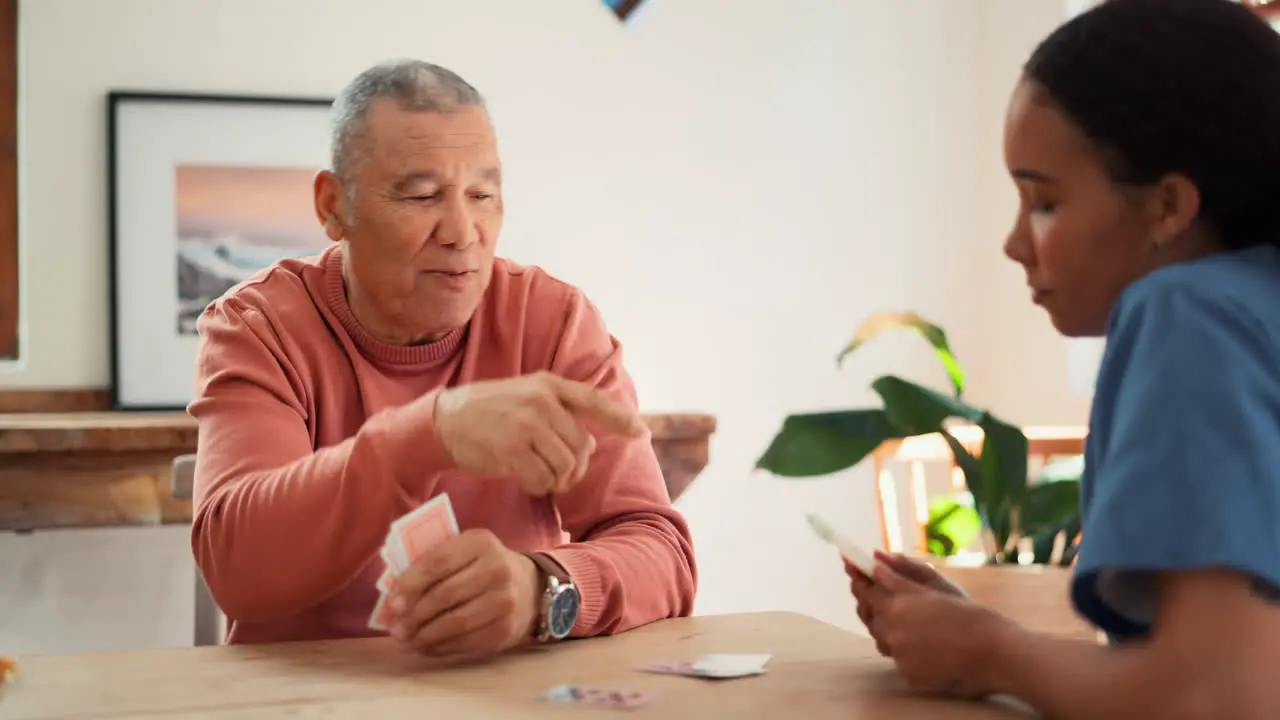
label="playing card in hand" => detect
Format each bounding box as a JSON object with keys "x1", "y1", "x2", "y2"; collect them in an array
[
  {"x1": 368, "y1": 589, "x2": 398, "y2": 632},
  {"x1": 367, "y1": 493, "x2": 459, "y2": 631},
  {"x1": 806, "y1": 512, "x2": 878, "y2": 578},
  {"x1": 387, "y1": 493, "x2": 460, "y2": 570}
]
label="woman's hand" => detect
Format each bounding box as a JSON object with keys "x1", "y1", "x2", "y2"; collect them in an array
[
  {"x1": 848, "y1": 550, "x2": 966, "y2": 656},
  {"x1": 863, "y1": 557, "x2": 1017, "y2": 699}
]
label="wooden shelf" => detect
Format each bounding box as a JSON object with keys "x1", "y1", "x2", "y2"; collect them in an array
[
  {"x1": 0, "y1": 411, "x2": 714, "y2": 453},
  {"x1": 0, "y1": 412, "x2": 196, "y2": 453},
  {"x1": 0, "y1": 411, "x2": 717, "y2": 532}
]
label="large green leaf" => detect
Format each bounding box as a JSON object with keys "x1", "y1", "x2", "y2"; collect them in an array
[
  {"x1": 975, "y1": 413, "x2": 1029, "y2": 551},
  {"x1": 836, "y1": 312, "x2": 965, "y2": 397},
  {"x1": 1024, "y1": 474, "x2": 1081, "y2": 566},
  {"x1": 1022, "y1": 479, "x2": 1081, "y2": 535},
  {"x1": 1030, "y1": 511, "x2": 1082, "y2": 566},
  {"x1": 977, "y1": 430, "x2": 1011, "y2": 551},
  {"x1": 1059, "y1": 512, "x2": 1083, "y2": 566},
  {"x1": 1030, "y1": 455, "x2": 1084, "y2": 565},
  {"x1": 939, "y1": 429, "x2": 987, "y2": 525},
  {"x1": 867, "y1": 376, "x2": 1008, "y2": 542},
  {"x1": 857, "y1": 378, "x2": 1030, "y2": 559},
  {"x1": 870, "y1": 375, "x2": 983, "y2": 435},
  {"x1": 754, "y1": 409, "x2": 912, "y2": 477},
  {"x1": 979, "y1": 414, "x2": 1029, "y2": 501}
]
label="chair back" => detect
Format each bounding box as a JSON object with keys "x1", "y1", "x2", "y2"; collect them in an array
[
  {"x1": 171, "y1": 453, "x2": 197, "y2": 501},
  {"x1": 170, "y1": 452, "x2": 225, "y2": 646}
]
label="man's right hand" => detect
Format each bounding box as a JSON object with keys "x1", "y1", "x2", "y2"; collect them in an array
[
  {"x1": 432, "y1": 371, "x2": 646, "y2": 496},
  {"x1": 849, "y1": 551, "x2": 967, "y2": 656}
]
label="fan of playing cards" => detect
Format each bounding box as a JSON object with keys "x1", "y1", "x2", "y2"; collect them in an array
[{"x1": 368, "y1": 493, "x2": 460, "y2": 632}]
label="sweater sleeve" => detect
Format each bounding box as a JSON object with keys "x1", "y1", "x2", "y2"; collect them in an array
[
  {"x1": 187, "y1": 297, "x2": 454, "y2": 622},
  {"x1": 538, "y1": 290, "x2": 698, "y2": 637}
]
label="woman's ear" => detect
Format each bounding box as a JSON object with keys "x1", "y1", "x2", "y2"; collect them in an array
[{"x1": 1147, "y1": 172, "x2": 1201, "y2": 249}]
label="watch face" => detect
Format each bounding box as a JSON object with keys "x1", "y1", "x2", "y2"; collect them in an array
[{"x1": 548, "y1": 585, "x2": 581, "y2": 639}]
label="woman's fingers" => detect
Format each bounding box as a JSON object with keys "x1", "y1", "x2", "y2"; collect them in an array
[{"x1": 875, "y1": 551, "x2": 939, "y2": 582}]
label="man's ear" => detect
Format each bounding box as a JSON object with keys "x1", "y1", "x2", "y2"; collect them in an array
[
  {"x1": 313, "y1": 170, "x2": 349, "y2": 243},
  {"x1": 1147, "y1": 172, "x2": 1201, "y2": 249}
]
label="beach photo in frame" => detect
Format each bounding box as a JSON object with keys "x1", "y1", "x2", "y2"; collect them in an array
[{"x1": 107, "y1": 91, "x2": 334, "y2": 410}]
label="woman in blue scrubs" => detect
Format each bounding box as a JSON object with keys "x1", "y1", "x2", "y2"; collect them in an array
[{"x1": 850, "y1": 0, "x2": 1280, "y2": 716}]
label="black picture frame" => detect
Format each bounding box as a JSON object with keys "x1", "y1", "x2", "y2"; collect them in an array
[{"x1": 107, "y1": 90, "x2": 334, "y2": 411}]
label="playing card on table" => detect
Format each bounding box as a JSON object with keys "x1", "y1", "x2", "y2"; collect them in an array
[
  {"x1": 634, "y1": 659, "x2": 695, "y2": 676},
  {"x1": 367, "y1": 493, "x2": 459, "y2": 632},
  {"x1": 637, "y1": 653, "x2": 771, "y2": 679},
  {"x1": 540, "y1": 684, "x2": 657, "y2": 710},
  {"x1": 691, "y1": 653, "x2": 772, "y2": 678}
]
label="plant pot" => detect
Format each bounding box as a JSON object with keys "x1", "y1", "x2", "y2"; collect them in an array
[{"x1": 928, "y1": 556, "x2": 1100, "y2": 642}]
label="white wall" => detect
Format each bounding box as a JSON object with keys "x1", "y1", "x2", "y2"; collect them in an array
[
  {"x1": 0, "y1": 0, "x2": 1075, "y2": 655},
  {"x1": 965, "y1": 0, "x2": 1097, "y2": 426}
]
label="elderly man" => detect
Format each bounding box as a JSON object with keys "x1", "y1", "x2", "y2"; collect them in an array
[{"x1": 187, "y1": 59, "x2": 697, "y2": 657}]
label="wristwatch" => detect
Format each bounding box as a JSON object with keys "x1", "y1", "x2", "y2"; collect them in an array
[{"x1": 528, "y1": 553, "x2": 581, "y2": 642}]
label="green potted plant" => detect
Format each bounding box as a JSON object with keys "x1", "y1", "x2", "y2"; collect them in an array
[{"x1": 755, "y1": 311, "x2": 1082, "y2": 567}]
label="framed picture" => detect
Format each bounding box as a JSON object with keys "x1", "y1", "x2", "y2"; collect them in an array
[{"x1": 107, "y1": 91, "x2": 334, "y2": 411}]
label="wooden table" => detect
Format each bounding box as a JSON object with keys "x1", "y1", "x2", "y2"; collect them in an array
[{"x1": 1, "y1": 612, "x2": 1033, "y2": 719}]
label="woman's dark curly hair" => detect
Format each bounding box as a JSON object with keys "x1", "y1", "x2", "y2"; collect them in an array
[{"x1": 1024, "y1": 0, "x2": 1280, "y2": 248}]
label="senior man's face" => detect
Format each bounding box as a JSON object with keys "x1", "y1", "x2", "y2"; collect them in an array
[{"x1": 316, "y1": 100, "x2": 503, "y2": 345}]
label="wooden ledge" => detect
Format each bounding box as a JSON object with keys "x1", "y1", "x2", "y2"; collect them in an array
[
  {"x1": 0, "y1": 410, "x2": 717, "y2": 531},
  {"x1": 0, "y1": 412, "x2": 196, "y2": 453},
  {"x1": 0, "y1": 411, "x2": 716, "y2": 454},
  {"x1": 641, "y1": 412, "x2": 717, "y2": 441}
]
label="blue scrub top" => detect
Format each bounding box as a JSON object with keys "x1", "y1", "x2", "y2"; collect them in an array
[{"x1": 1071, "y1": 243, "x2": 1280, "y2": 643}]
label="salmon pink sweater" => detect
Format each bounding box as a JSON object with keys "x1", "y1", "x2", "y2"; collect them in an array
[{"x1": 188, "y1": 245, "x2": 698, "y2": 645}]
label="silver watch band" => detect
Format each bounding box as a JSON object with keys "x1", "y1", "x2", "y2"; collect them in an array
[{"x1": 528, "y1": 553, "x2": 571, "y2": 642}]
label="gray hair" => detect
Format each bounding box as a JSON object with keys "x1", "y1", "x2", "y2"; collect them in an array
[{"x1": 329, "y1": 59, "x2": 486, "y2": 190}]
